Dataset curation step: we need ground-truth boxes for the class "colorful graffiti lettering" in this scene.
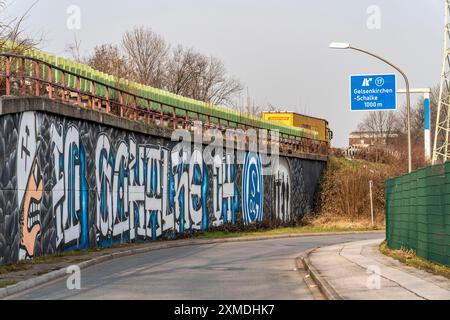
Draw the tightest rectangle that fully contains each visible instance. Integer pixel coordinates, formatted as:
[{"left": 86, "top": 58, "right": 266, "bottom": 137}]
[
  {"left": 51, "top": 123, "right": 89, "bottom": 250},
  {"left": 95, "top": 135, "right": 171, "bottom": 244},
  {"left": 170, "top": 147, "right": 209, "bottom": 233},
  {"left": 213, "top": 153, "right": 239, "bottom": 226},
  {"left": 17, "top": 112, "right": 42, "bottom": 259},
  {"left": 242, "top": 152, "right": 263, "bottom": 225}
]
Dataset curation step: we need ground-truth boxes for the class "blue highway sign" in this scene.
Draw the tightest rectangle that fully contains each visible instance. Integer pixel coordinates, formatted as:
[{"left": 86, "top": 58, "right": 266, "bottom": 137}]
[{"left": 350, "top": 74, "right": 397, "bottom": 111}]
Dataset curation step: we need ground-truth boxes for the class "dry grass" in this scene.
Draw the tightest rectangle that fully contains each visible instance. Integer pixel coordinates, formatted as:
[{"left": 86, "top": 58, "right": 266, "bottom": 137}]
[
  {"left": 0, "top": 279, "right": 17, "bottom": 288},
  {"left": 380, "top": 241, "right": 450, "bottom": 279},
  {"left": 195, "top": 225, "right": 381, "bottom": 239},
  {"left": 0, "top": 263, "right": 32, "bottom": 275},
  {"left": 306, "top": 214, "right": 383, "bottom": 230},
  {"left": 312, "top": 156, "right": 402, "bottom": 228}
]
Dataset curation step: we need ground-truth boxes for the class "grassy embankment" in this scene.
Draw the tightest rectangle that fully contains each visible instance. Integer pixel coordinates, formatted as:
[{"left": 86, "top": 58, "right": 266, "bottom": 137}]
[{"left": 308, "top": 156, "right": 401, "bottom": 229}]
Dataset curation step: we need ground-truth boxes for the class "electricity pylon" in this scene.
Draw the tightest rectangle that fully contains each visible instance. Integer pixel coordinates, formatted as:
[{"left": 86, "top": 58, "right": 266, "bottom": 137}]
[{"left": 432, "top": 0, "right": 450, "bottom": 164}]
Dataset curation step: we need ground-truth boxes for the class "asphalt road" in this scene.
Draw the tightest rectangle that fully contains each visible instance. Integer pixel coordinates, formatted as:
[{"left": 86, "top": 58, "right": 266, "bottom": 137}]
[{"left": 8, "top": 233, "right": 384, "bottom": 300}]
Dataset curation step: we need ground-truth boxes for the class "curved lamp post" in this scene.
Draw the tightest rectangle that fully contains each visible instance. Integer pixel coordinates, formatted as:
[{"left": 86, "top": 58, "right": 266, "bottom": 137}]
[{"left": 329, "top": 42, "right": 412, "bottom": 173}]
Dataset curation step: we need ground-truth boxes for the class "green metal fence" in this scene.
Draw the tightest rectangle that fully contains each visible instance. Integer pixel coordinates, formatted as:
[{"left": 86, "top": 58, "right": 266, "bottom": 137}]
[{"left": 385, "top": 163, "right": 450, "bottom": 266}]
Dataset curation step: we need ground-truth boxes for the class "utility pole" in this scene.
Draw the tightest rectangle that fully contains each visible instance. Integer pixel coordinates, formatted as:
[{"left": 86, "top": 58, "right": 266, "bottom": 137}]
[
  {"left": 369, "top": 180, "right": 374, "bottom": 227},
  {"left": 433, "top": 0, "right": 450, "bottom": 164}
]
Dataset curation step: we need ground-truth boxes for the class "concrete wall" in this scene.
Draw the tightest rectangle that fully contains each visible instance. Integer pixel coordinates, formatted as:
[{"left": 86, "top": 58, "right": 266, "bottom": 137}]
[{"left": 0, "top": 98, "right": 326, "bottom": 264}]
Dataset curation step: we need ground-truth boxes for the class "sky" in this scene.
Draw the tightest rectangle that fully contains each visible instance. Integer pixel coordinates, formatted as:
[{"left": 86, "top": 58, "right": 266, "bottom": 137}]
[{"left": 4, "top": 0, "right": 444, "bottom": 147}]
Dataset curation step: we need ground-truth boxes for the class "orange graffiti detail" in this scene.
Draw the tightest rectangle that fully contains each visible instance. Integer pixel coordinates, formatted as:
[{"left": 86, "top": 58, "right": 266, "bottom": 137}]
[{"left": 20, "top": 161, "right": 43, "bottom": 257}]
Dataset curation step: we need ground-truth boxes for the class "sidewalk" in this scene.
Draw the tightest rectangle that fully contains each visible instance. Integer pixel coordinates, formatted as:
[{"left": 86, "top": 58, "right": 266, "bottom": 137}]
[{"left": 307, "top": 238, "right": 450, "bottom": 300}]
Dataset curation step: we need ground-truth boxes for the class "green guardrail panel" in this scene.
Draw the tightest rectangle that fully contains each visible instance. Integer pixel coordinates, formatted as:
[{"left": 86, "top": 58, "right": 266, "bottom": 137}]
[
  {"left": 37, "top": 53, "right": 48, "bottom": 81},
  {"left": 135, "top": 84, "right": 144, "bottom": 107},
  {"left": 81, "top": 65, "right": 89, "bottom": 93},
  {"left": 105, "top": 75, "right": 114, "bottom": 100},
  {"left": 48, "top": 55, "right": 57, "bottom": 83},
  {"left": 69, "top": 62, "right": 76, "bottom": 90},
  {"left": 87, "top": 67, "right": 95, "bottom": 91},
  {"left": 61, "top": 58, "right": 72, "bottom": 89},
  {"left": 60, "top": 58, "right": 67, "bottom": 87},
  {"left": 148, "top": 88, "right": 160, "bottom": 111},
  {"left": 56, "top": 57, "right": 65, "bottom": 86}
]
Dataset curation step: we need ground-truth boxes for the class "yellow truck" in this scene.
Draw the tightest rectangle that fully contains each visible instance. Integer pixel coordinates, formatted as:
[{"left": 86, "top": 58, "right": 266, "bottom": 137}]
[{"left": 262, "top": 112, "right": 333, "bottom": 145}]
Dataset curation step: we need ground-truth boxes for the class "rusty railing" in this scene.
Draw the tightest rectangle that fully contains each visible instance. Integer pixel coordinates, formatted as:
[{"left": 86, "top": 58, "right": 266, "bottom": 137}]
[{"left": 0, "top": 53, "right": 329, "bottom": 156}]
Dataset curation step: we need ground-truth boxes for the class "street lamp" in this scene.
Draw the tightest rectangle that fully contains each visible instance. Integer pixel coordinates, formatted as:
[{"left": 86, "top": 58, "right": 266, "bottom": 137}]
[{"left": 329, "top": 42, "right": 412, "bottom": 173}]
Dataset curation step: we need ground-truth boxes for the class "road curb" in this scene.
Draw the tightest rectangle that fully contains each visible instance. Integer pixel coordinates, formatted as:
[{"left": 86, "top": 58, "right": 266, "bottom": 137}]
[
  {"left": 0, "top": 230, "right": 383, "bottom": 299},
  {"left": 297, "top": 249, "right": 343, "bottom": 300}
]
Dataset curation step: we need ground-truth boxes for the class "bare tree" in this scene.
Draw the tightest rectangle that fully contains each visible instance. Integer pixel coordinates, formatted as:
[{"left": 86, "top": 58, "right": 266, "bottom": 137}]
[
  {"left": 163, "top": 45, "right": 243, "bottom": 106},
  {"left": 122, "top": 26, "right": 169, "bottom": 88},
  {"left": 74, "top": 26, "right": 244, "bottom": 107},
  {"left": 0, "top": 0, "right": 42, "bottom": 52},
  {"left": 0, "top": 0, "right": 42, "bottom": 95},
  {"left": 86, "top": 43, "right": 129, "bottom": 79},
  {"left": 355, "top": 95, "right": 441, "bottom": 168},
  {"left": 65, "top": 34, "right": 82, "bottom": 62},
  {"left": 184, "top": 54, "right": 242, "bottom": 106},
  {"left": 265, "top": 103, "right": 283, "bottom": 112},
  {"left": 165, "top": 45, "right": 203, "bottom": 95},
  {"left": 358, "top": 111, "right": 398, "bottom": 145},
  {"left": 234, "top": 88, "right": 263, "bottom": 116}
]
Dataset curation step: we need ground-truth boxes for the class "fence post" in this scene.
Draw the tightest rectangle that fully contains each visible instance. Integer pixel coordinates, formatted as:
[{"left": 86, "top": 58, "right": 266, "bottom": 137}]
[
  {"left": 369, "top": 180, "right": 374, "bottom": 227},
  {"left": 47, "top": 65, "right": 52, "bottom": 99},
  {"left": 76, "top": 76, "right": 81, "bottom": 105},
  {"left": 119, "top": 91, "right": 124, "bottom": 117},
  {"left": 105, "top": 86, "right": 110, "bottom": 112},
  {"left": 20, "top": 58, "right": 26, "bottom": 95},
  {"left": 5, "top": 56, "right": 10, "bottom": 95},
  {"left": 35, "top": 61, "right": 40, "bottom": 96},
  {"left": 91, "top": 80, "right": 95, "bottom": 109},
  {"left": 61, "top": 71, "right": 65, "bottom": 102},
  {"left": 172, "top": 107, "right": 177, "bottom": 130}
]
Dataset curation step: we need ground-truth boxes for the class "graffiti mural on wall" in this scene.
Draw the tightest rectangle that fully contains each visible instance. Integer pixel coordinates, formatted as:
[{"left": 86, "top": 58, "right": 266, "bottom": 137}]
[
  {"left": 274, "top": 158, "right": 290, "bottom": 222},
  {"left": 170, "top": 147, "right": 210, "bottom": 233},
  {"left": 51, "top": 123, "right": 89, "bottom": 251},
  {"left": 0, "top": 110, "right": 325, "bottom": 264},
  {"left": 93, "top": 138, "right": 219, "bottom": 244},
  {"left": 95, "top": 135, "right": 172, "bottom": 244},
  {"left": 242, "top": 152, "right": 264, "bottom": 225},
  {"left": 212, "top": 153, "right": 239, "bottom": 226},
  {"left": 17, "top": 112, "right": 43, "bottom": 259}
]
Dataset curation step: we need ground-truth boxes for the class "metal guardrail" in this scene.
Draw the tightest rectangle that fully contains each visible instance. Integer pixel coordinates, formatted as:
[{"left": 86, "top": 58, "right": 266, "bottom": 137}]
[{"left": 0, "top": 52, "right": 329, "bottom": 156}]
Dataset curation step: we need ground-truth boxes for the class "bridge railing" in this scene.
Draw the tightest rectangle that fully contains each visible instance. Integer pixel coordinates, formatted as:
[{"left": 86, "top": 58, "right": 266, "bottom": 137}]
[{"left": 0, "top": 52, "right": 329, "bottom": 156}]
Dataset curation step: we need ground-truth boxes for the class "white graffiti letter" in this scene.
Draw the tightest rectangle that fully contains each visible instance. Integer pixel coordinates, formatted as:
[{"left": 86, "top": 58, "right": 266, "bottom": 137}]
[
  {"left": 171, "top": 149, "right": 189, "bottom": 232},
  {"left": 51, "top": 124, "right": 83, "bottom": 247},
  {"left": 112, "top": 141, "right": 130, "bottom": 237},
  {"left": 189, "top": 148, "right": 203, "bottom": 229},
  {"left": 95, "top": 134, "right": 113, "bottom": 239},
  {"left": 51, "top": 124, "right": 65, "bottom": 247},
  {"left": 213, "top": 155, "right": 224, "bottom": 226}
]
